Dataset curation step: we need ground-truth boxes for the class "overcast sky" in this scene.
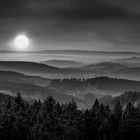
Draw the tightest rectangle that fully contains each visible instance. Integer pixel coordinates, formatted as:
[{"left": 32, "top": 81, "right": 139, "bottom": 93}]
[{"left": 0, "top": 0, "right": 140, "bottom": 52}]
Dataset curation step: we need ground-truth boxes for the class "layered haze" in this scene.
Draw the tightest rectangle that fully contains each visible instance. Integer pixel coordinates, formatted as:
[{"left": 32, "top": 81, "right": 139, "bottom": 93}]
[{"left": 0, "top": 0, "right": 140, "bottom": 109}]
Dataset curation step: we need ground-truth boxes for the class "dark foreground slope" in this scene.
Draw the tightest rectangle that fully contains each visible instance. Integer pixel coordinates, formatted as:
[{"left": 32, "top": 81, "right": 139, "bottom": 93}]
[{"left": 0, "top": 92, "right": 140, "bottom": 140}]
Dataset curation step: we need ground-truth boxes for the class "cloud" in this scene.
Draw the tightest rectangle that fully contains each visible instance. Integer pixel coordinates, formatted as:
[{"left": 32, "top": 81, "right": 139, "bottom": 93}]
[
  {"left": 58, "top": 0, "right": 129, "bottom": 19},
  {"left": 0, "top": 0, "right": 131, "bottom": 19}
]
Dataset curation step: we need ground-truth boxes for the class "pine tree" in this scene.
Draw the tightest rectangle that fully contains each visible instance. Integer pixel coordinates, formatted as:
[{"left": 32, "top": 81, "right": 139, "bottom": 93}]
[{"left": 120, "top": 102, "right": 140, "bottom": 140}]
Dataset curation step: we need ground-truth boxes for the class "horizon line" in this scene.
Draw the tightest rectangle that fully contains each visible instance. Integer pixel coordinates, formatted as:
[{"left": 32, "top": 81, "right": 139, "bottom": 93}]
[{"left": 0, "top": 49, "right": 140, "bottom": 54}]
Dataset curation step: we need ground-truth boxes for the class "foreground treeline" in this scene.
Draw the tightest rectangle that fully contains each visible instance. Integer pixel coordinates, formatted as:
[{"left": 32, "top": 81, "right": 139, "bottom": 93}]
[{"left": 0, "top": 93, "right": 140, "bottom": 140}]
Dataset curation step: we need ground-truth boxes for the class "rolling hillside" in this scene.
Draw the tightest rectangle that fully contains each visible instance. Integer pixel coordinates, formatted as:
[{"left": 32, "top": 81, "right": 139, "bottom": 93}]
[
  {"left": 1, "top": 70, "right": 140, "bottom": 108},
  {"left": 41, "top": 60, "right": 83, "bottom": 68},
  {"left": 49, "top": 77, "right": 140, "bottom": 96},
  {"left": 0, "top": 71, "right": 86, "bottom": 107},
  {"left": 1, "top": 61, "right": 140, "bottom": 80}
]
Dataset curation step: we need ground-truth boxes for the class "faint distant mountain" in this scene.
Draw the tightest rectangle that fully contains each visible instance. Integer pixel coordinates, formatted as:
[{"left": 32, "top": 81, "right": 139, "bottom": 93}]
[
  {"left": 0, "top": 61, "right": 85, "bottom": 79},
  {"left": 1, "top": 50, "right": 140, "bottom": 55},
  {"left": 0, "top": 61, "right": 59, "bottom": 74},
  {"left": 112, "top": 56, "right": 140, "bottom": 67},
  {"left": 118, "top": 67, "right": 140, "bottom": 74},
  {"left": 41, "top": 60, "right": 83, "bottom": 68},
  {"left": 0, "top": 71, "right": 50, "bottom": 87},
  {"left": 81, "top": 62, "right": 126, "bottom": 71},
  {"left": 1, "top": 61, "right": 140, "bottom": 80},
  {"left": 0, "top": 61, "right": 76, "bottom": 79},
  {"left": 34, "top": 50, "right": 140, "bottom": 56},
  {"left": 78, "top": 62, "right": 129, "bottom": 79},
  {"left": 79, "top": 61, "right": 140, "bottom": 80},
  {"left": 112, "top": 56, "right": 140, "bottom": 64}
]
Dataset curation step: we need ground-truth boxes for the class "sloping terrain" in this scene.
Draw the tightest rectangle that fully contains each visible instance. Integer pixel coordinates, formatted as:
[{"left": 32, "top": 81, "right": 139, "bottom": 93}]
[
  {"left": 0, "top": 71, "right": 86, "bottom": 108},
  {"left": 41, "top": 60, "right": 83, "bottom": 68},
  {"left": 49, "top": 77, "right": 140, "bottom": 95}
]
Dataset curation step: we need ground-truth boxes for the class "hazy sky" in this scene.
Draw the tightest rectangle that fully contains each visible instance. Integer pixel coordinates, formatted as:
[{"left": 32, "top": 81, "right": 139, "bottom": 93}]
[{"left": 0, "top": 0, "right": 140, "bottom": 52}]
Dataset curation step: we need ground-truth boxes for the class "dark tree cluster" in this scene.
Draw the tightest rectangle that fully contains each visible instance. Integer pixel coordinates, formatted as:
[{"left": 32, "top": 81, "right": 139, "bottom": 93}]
[{"left": 0, "top": 92, "right": 140, "bottom": 140}]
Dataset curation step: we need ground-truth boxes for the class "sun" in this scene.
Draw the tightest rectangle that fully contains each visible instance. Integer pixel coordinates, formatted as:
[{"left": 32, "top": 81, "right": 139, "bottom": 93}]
[{"left": 14, "top": 35, "right": 29, "bottom": 50}]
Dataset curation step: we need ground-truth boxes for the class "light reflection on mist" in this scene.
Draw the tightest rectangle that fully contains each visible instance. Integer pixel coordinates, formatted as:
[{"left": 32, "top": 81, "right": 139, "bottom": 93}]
[{"left": 0, "top": 52, "right": 140, "bottom": 65}]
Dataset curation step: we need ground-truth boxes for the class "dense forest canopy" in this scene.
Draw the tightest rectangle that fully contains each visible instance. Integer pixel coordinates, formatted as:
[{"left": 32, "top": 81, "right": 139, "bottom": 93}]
[{"left": 0, "top": 92, "right": 140, "bottom": 140}]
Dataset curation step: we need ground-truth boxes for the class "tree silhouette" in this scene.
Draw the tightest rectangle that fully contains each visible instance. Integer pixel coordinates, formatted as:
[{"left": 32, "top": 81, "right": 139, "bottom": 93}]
[{"left": 0, "top": 92, "right": 140, "bottom": 140}]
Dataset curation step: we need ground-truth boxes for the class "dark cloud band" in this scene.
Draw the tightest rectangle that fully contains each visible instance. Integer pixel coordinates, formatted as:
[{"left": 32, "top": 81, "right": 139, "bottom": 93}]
[{"left": 0, "top": 0, "right": 134, "bottom": 19}]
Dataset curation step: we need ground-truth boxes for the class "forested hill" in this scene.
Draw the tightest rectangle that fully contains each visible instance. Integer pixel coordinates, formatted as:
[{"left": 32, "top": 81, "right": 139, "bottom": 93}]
[
  {"left": 49, "top": 77, "right": 140, "bottom": 93},
  {"left": 0, "top": 92, "right": 140, "bottom": 140}
]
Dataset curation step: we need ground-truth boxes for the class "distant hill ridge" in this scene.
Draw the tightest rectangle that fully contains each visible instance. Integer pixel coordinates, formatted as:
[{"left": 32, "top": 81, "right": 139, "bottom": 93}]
[
  {"left": 0, "top": 61, "right": 58, "bottom": 69},
  {"left": 48, "top": 77, "right": 140, "bottom": 95},
  {"left": 41, "top": 60, "right": 83, "bottom": 68}
]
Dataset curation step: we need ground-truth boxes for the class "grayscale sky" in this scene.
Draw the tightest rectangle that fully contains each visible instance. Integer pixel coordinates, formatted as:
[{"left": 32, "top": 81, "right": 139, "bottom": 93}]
[{"left": 0, "top": 0, "right": 140, "bottom": 52}]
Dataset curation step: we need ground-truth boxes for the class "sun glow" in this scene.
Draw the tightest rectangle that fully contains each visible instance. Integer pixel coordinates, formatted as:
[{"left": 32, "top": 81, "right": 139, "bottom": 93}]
[{"left": 14, "top": 35, "right": 29, "bottom": 50}]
